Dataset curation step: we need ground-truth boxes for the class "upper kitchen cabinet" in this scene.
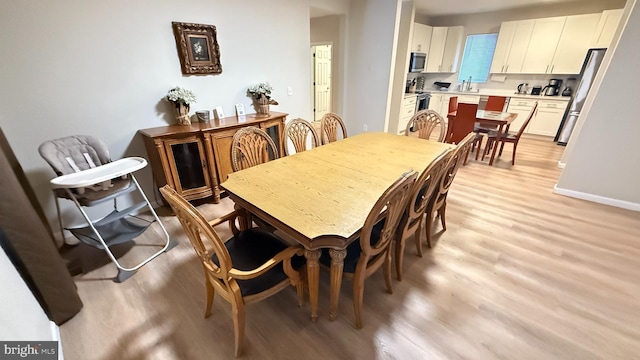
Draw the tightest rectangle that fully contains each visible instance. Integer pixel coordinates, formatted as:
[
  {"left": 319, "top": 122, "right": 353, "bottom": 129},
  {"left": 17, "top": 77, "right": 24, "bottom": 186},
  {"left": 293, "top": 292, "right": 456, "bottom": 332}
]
[
  {"left": 424, "top": 26, "right": 464, "bottom": 73},
  {"left": 490, "top": 20, "right": 534, "bottom": 74},
  {"left": 411, "top": 23, "right": 432, "bottom": 53},
  {"left": 591, "top": 9, "right": 624, "bottom": 48},
  {"left": 425, "top": 27, "right": 448, "bottom": 72},
  {"left": 520, "top": 17, "right": 567, "bottom": 74},
  {"left": 441, "top": 26, "right": 465, "bottom": 73},
  {"left": 550, "top": 13, "right": 601, "bottom": 74}
]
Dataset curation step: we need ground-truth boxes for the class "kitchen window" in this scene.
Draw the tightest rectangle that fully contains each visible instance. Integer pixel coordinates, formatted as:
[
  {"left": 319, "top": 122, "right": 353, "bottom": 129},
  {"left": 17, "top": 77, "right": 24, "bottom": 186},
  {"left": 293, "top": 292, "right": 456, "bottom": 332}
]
[{"left": 457, "top": 33, "right": 498, "bottom": 83}]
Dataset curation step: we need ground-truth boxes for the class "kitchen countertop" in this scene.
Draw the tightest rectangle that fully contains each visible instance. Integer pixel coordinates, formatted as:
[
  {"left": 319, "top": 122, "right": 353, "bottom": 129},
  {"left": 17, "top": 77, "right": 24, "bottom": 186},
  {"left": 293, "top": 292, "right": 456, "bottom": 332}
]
[{"left": 406, "top": 89, "right": 571, "bottom": 102}]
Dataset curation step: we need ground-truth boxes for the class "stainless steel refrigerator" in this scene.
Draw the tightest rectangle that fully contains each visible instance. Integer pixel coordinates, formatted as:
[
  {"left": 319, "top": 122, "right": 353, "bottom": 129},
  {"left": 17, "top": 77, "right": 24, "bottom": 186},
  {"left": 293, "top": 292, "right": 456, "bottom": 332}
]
[{"left": 555, "top": 48, "right": 607, "bottom": 145}]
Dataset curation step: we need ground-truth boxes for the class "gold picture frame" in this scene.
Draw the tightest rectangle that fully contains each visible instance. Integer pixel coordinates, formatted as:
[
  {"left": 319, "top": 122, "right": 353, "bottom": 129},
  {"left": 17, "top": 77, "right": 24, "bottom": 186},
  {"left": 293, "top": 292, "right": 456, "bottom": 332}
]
[{"left": 172, "top": 22, "right": 222, "bottom": 75}]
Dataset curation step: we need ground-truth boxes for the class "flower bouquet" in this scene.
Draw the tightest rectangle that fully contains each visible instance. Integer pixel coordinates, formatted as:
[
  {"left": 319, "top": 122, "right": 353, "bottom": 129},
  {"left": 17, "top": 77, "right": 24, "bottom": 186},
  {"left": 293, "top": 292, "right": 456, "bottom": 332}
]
[
  {"left": 247, "top": 82, "right": 278, "bottom": 117},
  {"left": 166, "top": 86, "right": 197, "bottom": 125}
]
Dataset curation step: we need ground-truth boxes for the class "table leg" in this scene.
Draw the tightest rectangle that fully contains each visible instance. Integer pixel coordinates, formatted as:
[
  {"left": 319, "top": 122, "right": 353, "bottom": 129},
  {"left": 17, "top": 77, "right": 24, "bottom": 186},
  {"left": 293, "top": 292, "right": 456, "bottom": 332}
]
[
  {"left": 489, "top": 123, "right": 505, "bottom": 166},
  {"left": 328, "top": 248, "right": 347, "bottom": 321},
  {"left": 304, "top": 249, "right": 321, "bottom": 323}
]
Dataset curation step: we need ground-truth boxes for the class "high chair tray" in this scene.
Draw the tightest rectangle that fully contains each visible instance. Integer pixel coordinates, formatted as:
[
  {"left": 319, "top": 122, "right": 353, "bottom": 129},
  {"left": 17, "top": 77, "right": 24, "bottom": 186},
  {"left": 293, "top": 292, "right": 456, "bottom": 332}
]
[{"left": 50, "top": 157, "right": 147, "bottom": 189}]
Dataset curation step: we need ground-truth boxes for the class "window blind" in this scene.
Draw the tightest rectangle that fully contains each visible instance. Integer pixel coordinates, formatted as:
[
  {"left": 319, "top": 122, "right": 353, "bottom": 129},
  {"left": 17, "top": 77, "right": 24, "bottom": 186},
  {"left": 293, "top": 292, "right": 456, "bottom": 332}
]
[{"left": 457, "top": 33, "right": 498, "bottom": 83}]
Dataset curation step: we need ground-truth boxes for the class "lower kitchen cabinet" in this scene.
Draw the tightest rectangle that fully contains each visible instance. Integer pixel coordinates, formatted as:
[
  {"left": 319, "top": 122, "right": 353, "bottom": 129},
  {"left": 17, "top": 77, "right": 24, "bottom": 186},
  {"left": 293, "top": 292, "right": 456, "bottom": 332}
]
[
  {"left": 506, "top": 98, "right": 537, "bottom": 133},
  {"left": 528, "top": 100, "right": 566, "bottom": 136},
  {"left": 507, "top": 99, "right": 567, "bottom": 137},
  {"left": 399, "top": 95, "right": 417, "bottom": 134},
  {"left": 139, "top": 112, "right": 287, "bottom": 203}
]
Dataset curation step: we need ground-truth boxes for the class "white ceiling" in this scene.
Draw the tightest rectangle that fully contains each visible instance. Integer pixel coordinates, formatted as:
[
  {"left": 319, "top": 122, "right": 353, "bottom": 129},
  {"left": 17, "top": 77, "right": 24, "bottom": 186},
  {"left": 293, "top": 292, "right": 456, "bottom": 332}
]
[
  {"left": 310, "top": 0, "right": 594, "bottom": 18},
  {"left": 414, "top": 0, "right": 582, "bottom": 16}
]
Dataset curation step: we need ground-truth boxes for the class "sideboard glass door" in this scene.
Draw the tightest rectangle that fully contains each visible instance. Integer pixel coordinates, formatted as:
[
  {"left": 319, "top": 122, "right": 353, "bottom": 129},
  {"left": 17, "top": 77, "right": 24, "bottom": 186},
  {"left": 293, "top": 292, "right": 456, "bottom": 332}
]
[
  {"left": 260, "top": 119, "right": 283, "bottom": 158},
  {"left": 164, "top": 136, "right": 211, "bottom": 196}
]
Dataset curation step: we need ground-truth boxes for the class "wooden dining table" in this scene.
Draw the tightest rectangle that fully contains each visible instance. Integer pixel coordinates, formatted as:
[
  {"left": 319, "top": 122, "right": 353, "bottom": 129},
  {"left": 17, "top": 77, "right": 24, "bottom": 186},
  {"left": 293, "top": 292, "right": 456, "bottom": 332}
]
[
  {"left": 221, "top": 132, "right": 454, "bottom": 322},
  {"left": 447, "top": 110, "right": 518, "bottom": 165}
]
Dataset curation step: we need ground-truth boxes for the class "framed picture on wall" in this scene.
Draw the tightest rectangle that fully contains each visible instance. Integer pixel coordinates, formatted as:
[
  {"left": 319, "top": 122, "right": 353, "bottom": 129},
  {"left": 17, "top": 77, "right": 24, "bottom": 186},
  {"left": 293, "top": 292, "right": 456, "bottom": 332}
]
[{"left": 172, "top": 22, "right": 222, "bottom": 75}]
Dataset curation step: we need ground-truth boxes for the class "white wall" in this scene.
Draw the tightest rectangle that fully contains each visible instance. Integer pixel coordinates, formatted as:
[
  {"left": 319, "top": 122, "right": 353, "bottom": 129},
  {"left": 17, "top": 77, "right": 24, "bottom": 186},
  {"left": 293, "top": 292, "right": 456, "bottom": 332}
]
[
  {"left": 343, "top": 0, "right": 402, "bottom": 134},
  {"left": 0, "top": 247, "right": 56, "bottom": 341},
  {"left": 0, "top": 0, "right": 312, "bottom": 230},
  {"left": 555, "top": 0, "right": 640, "bottom": 209},
  {"left": 388, "top": 2, "right": 416, "bottom": 134}
]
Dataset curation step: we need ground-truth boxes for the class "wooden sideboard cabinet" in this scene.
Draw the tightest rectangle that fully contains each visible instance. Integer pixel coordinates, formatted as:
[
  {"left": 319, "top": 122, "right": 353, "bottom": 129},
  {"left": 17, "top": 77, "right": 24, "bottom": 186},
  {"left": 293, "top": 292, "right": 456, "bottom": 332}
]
[{"left": 139, "top": 112, "right": 287, "bottom": 203}]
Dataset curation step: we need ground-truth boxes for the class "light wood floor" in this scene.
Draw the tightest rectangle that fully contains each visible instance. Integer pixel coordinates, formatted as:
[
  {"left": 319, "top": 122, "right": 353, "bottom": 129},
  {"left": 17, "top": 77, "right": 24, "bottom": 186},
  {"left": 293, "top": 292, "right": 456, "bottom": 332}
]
[{"left": 60, "top": 135, "right": 640, "bottom": 359}]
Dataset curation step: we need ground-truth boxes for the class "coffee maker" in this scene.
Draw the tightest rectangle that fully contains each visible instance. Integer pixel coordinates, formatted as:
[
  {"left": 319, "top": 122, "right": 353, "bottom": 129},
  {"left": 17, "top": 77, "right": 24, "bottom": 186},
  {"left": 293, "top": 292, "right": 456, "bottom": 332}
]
[{"left": 542, "top": 79, "right": 563, "bottom": 96}]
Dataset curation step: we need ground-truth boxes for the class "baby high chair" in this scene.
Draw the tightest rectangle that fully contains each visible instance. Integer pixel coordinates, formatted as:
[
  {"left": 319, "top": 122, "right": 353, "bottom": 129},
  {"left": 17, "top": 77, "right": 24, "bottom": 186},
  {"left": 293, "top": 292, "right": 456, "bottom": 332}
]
[{"left": 39, "top": 135, "right": 177, "bottom": 282}]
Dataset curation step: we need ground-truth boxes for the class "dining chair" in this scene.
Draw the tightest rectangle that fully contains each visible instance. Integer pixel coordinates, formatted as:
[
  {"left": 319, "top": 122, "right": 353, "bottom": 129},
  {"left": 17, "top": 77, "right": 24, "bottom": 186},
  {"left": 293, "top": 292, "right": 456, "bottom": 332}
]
[
  {"left": 405, "top": 110, "right": 446, "bottom": 142},
  {"left": 320, "top": 112, "right": 347, "bottom": 145},
  {"left": 448, "top": 96, "right": 458, "bottom": 114},
  {"left": 395, "top": 150, "right": 451, "bottom": 281},
  {"left": 417, "top": 133, "right": 476, "bottom": 254},
  {"left": 231, "top": 126, "right": 279, "bottom": 172},
  {"left": 485, "top": 96, "right": 507, "bottom": 111},
  {"left": 447, "top": 103, "right": 479, "bottom": 144},
  {"left": 446, "top": 103, "right": 483, "bottom": 162},
  {"left": 475, "top": 96, "right": 507, "bottom": 136},
  {"left": 483, "top": 101, "right": 538, "bottom": 165},
  {"left": 445, "top": 96, "right": 458, "bottom": 141},
  {"left": 319, "top": 171, "right": 417, "bottom": 328},
  {"left": 159, "top": 185, "right": 306, "bottom": 357},
  {"left": 283, "top": 118, "right": 320, "bottom": 156}
]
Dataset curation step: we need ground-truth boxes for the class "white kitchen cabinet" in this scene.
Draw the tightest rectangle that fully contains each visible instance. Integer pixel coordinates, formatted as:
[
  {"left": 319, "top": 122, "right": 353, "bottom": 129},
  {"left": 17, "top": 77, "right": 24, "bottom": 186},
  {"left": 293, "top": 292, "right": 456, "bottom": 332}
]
[
  {"left": 458, "top": 95, "right": 480, "bottom": 104},
  {"left": 591, "top": 9, "right": 623, "bottom": 48},
  {"left": 425, "top": 27, "right": 448, "bottom": 72},
  {"left": 428, "top": 94, "right": 443, "bottom": 114},
  {"left": 527, "top": 100, "right": 567, "bottom": 136},
  {"left": 521, "top": 17, "right": 566, "bottom": 74},
  {"left": 399, "top": 96, "right": 417, "bottom": 134},
  {"left": 506, "top": 98, "right": 537, "bottom": 133},
  {"left": 551, "top": 13, "right": 601, "bottom": 74},
  {"left": 490, "top": 20, "right": 534, "bottom": 74},
  {"left": 441, "top": 26, "right": 464, "bottom": 73},
  {"left": 411, "top": 23, "right": 433, "bottom": 53}
]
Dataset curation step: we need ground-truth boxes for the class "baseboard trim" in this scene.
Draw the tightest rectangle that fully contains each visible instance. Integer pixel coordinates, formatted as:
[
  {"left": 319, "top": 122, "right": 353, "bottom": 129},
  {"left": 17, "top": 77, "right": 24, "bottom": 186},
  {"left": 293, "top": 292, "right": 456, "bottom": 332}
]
[
  {"left": 553, "top": 185, "right": 640, "bottom": 211},
  {"left": 557, "top": 161, "right": 565, "bottom": 169},
  {"left": 50, "top": 321, "right": 64, "bottom": 360}
]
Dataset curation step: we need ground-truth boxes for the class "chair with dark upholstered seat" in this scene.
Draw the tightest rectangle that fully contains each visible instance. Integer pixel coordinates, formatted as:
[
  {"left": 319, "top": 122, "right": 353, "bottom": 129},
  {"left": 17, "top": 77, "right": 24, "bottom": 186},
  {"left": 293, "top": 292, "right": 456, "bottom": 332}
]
[
  {"left": 231, "top": 126, "right": 279, "bottom": 172},
  {"left": 284, "top": 118, "right": 320, "bottom": 155},
  {"left": 320, "top": 112, "right": 347, "bottom": 144},
  {"left": 159, "top": 185, "right": 305, "bottom": 357},
  {"left": 395, "top": 149, "right": 451, "bottom": 281},
  {"left": 319, "top": 171, "right": 417, "bottom": 328},
  {"left": 405, "top": 110, "right": 446, "bottom": 142},
  {"left": 417, "top": 133, "right": 476, "bottom": 253}
]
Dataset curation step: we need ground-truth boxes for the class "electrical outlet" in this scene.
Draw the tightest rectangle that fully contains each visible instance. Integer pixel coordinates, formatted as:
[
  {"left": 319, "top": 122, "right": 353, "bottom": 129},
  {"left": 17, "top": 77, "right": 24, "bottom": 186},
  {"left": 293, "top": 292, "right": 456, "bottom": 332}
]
[
  {"left": 287, "top": 86, "right": 293, "bottom": 96},
  {"left": 363, "top": 124, "right": 368, "bottom": 131}
]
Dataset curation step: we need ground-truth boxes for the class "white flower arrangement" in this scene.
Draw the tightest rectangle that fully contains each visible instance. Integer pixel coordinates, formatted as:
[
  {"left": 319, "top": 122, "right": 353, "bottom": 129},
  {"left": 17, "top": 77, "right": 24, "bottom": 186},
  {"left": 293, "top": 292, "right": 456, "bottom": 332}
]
[
  {"left": 166, "top": 86, "right": 197, "bottom": 106},
  {"left": 247, "top": 82, "right": 274, "bottom": 100}
]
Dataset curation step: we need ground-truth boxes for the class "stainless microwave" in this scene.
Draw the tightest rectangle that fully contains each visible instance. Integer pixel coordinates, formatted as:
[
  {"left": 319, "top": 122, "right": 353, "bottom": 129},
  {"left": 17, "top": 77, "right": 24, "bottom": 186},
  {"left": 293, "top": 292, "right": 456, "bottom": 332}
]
[{"left": 409, "top": 52, "right": 426, "bottom": 73}]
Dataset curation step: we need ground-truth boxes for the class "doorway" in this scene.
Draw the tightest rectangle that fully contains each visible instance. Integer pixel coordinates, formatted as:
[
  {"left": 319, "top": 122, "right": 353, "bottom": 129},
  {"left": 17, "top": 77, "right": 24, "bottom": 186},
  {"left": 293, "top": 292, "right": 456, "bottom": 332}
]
[{"left": 311, "top": 44, "right": 332, "bottom": 121}]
